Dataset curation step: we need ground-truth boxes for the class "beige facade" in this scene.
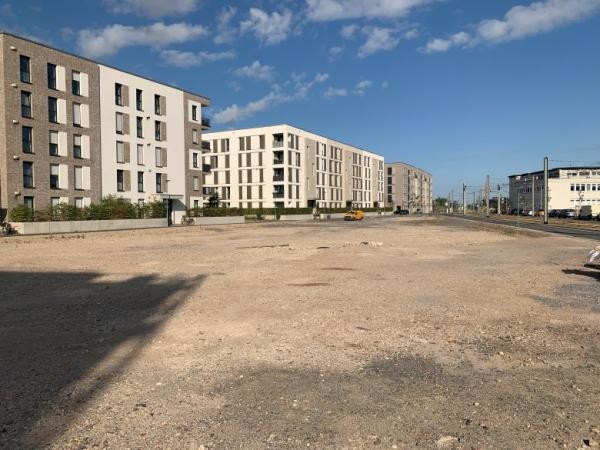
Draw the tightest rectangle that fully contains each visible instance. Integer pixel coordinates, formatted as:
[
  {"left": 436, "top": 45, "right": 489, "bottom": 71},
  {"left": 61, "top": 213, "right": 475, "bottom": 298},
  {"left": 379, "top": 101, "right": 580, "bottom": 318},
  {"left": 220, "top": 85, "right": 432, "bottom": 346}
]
[
  {"left": 385, "top": 162, "right": 433, "bottom": 213},
  {"left": 509, "top": 167, "right": 600, "bottom": 214},
  {"left": 0, "top": 33, "right": 101, "bottom": 219},
  {"left": 202, "top": 125, "right": 384, "bottom": 209}
]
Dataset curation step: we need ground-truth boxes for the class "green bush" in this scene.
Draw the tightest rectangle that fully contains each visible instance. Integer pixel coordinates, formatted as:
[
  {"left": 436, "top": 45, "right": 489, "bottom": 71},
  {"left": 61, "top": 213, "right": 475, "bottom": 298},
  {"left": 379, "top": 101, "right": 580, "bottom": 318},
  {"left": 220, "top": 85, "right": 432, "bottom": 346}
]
[
  {"left": 144, "top": 200, "right": 167, "bottom": 219},
  {"left": 9, "top": 204, "right": 34, "bottom": 222}
]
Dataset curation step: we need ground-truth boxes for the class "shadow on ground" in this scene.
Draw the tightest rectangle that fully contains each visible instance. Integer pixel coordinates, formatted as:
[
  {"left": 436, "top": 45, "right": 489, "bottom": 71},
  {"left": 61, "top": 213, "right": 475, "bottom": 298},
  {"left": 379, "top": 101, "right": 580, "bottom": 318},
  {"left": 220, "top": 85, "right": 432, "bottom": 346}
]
[{"left": 0, "top": 271, "right": 203, "bottom": 449}]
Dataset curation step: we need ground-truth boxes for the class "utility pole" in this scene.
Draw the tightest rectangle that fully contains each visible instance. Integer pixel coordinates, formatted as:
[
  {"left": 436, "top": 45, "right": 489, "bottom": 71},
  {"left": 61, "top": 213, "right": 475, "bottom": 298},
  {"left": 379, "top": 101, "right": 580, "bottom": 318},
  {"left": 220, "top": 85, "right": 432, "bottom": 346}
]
[
  {"left": 462, "top": 184, "right": 466, "bottom": 215},
  {"left": 532, "top": 174, "right": 535, "bottom": 216},
  {"left": 472, "top": 191, "right": 476, "bottom": 213},
  {"left": 450, "top": 190, "right": 454, "bottom": 214},
  {"left": 486, "top": 175, "right": 490, "bottom": 218},
  {"left": 497, "top": 184, "right": 502, "bottom": 215},
  {"left": 544, "top": 156, "right": 549, "bottom": 224}
]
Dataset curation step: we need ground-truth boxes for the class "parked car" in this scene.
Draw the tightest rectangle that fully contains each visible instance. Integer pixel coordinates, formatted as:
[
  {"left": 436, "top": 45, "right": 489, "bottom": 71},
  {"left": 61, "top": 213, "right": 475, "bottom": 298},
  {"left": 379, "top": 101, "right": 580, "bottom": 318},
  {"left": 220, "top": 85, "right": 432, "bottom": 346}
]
[
  {"left": 578, "top": 205, "right": 594, "bottom": 220},
  {"left": 549, "top": 209, "right": 559, "bottom": 218},
  {"left": 394, "top": 207, "right": 409, "bottom": 215},
  {"left": 559, "top": 209, "right": 576, "bottom": 219}
]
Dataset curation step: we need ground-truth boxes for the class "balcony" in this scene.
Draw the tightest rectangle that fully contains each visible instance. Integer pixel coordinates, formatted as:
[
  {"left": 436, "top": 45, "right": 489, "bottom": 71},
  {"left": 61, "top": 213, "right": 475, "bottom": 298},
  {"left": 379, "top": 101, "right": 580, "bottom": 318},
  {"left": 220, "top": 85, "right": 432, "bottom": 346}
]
[
  {"left": 202, "top": 164, "right": 212, "bottom": 173},
  {"left": 272, "top": 140, "right": 284, "bottom": 148},
  {"left": 202, "top": 187, "right": 216, "bottom": 196},
  {"left": 273, "top": 192, "right": 285, "bottom": 199},
  {"left": 273, "top": 174, "right": 284, "bottom": 182},
  {"left": 201, "top": 117, "right": 211, "bottom": 129},
  {"left": 201, "top": 141, "right": 211, "bottom": 152}
]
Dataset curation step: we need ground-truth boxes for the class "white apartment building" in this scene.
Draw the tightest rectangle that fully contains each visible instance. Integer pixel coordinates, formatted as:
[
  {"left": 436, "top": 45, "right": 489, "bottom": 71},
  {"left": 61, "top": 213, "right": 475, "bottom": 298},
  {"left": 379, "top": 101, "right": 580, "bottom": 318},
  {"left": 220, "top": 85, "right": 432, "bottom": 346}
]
[
  {"left": 508, "top": 166, "right": 600, "bottom": 213},
  {"left": 98, "top": 65, "right": 209, "bottom": 223},
  {"left": 202, "top": 125, "right": 384, "bottom": 209},
  {"left": 385, "top": 162, "right": 433, "bottom": 213}
]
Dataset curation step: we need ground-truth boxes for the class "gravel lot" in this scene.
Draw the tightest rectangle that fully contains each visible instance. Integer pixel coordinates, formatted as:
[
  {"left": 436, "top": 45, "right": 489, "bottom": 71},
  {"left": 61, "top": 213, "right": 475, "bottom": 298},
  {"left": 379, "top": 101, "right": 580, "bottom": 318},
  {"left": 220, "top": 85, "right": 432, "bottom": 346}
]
[{"left": 1, "top": 216, "right": 599, "bottom": 449}]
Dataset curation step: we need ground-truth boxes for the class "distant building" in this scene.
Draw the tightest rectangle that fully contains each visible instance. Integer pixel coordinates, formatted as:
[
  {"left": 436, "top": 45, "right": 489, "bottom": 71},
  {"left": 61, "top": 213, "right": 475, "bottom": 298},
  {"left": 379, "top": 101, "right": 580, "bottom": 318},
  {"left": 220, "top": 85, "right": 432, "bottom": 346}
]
[
  {"left": 385, "top": 162, "right": 433, "bottom": 213},
  {"left": 508, "top": 167, "right": 600, "bottom": 213},
  {"left": 202, "top": 125, "right": 385, "bottom": 209}
]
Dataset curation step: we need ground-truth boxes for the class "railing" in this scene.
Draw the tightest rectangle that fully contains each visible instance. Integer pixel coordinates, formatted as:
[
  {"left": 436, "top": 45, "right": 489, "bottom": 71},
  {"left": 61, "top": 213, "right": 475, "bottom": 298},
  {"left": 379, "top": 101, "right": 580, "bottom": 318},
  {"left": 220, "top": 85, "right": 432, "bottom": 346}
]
[
  {"left": 273, "top": 175, "right": 284, "bottom": 182},
  {"left": 273, "top": 159, "right": 284, "bottom": 165},
  {"left": 201, "top": 141, "right": 211, "bottom": 151},
  {"left": 273, "top": 192, "right": 285, "bottom": 198},
  {"left": 272, "top": 140, "right": 284, "bottom": 148},
  {"left": 201, "top": 117, "right": 211, "bottom": 128}
]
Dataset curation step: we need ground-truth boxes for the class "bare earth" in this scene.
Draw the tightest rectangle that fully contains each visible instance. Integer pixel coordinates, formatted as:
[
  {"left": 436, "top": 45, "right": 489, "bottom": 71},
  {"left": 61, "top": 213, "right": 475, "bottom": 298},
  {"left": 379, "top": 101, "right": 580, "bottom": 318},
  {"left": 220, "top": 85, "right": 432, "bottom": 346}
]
[{"left": 1, "top": 216, "right": 599, "bottom": 449}]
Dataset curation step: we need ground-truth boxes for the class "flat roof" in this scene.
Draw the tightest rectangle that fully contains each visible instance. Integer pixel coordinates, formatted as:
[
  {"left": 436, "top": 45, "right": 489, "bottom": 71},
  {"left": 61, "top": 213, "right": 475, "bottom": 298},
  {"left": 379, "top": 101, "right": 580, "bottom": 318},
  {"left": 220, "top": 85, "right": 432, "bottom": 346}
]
[
  {"left": 0, "top": 31, "right": 210, "bottom": 104},
  {"left": 206, "top": 123, "right": 383, "bottom": 157},
  {"left": 385, "top": 161, "right": 432, "bottom": 176},
  {"left": 509, "top": 166, "right": 600, "bottom": 178}
]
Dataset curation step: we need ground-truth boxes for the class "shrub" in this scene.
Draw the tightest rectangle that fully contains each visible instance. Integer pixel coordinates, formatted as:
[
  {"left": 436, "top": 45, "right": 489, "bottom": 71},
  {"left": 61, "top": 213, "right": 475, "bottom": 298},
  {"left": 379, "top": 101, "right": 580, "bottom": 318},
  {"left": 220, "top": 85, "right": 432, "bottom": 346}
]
[
  {"left": 9, "top": 204, "right": 34, "bottom": 222},
  {"left": 144, "top": 200, "right": 167, "bottom": 219}
]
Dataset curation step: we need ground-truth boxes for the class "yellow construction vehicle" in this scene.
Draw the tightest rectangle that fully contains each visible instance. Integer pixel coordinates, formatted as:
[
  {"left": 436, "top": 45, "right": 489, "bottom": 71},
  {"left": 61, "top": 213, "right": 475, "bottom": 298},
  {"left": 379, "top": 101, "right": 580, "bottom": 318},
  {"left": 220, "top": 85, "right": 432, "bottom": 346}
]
[{"left": 344, "top": 209, "right": 364, "bottom": 221}]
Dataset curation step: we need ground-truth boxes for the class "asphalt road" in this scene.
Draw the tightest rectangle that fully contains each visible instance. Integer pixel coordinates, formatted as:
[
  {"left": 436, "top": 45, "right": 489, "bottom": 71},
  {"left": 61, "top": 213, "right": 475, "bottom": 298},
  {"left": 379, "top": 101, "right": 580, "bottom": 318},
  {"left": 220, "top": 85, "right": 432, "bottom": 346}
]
[{"left": 446, "top": 214, "right": 600, "bottom": 240}]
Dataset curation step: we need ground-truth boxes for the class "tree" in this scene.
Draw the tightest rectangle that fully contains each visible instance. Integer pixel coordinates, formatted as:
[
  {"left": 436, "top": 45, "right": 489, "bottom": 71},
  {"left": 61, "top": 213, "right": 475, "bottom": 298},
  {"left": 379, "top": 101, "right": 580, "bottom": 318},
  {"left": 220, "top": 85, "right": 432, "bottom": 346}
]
[{"left": 208, "top": 192, "right": 221, "bottom": 208}]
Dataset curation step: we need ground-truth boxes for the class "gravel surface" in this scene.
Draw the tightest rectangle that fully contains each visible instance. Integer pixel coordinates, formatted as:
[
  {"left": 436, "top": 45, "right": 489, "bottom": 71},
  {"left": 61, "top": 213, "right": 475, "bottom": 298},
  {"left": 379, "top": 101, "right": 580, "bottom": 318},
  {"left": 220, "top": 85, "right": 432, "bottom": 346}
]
[{"left": 1, "top": 216, "right": 599, "bottom": 449}]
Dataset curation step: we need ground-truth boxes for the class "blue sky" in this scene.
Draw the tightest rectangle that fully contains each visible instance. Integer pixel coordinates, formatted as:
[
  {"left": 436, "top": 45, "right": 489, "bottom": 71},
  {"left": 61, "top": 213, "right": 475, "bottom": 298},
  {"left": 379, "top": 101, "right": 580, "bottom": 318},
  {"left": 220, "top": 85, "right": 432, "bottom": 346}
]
[{"left": 2, "top": 0, "right": 600, "bottom": 197}]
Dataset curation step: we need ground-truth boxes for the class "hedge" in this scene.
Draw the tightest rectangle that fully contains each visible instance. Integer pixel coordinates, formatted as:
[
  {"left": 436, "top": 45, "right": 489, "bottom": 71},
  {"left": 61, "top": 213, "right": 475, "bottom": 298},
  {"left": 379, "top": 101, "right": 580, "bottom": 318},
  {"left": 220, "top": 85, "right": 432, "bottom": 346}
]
[
  {"left": 187, "top": 206, "right": 391, "bottom": 218},
  {"left": 9, "top": 196, "right": 167, "bottom": 222}
]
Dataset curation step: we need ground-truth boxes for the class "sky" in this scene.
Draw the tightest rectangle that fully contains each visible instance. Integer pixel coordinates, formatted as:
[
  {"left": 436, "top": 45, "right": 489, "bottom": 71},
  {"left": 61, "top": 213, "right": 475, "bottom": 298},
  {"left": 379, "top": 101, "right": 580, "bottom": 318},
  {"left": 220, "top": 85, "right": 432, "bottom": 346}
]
[{"left": 2, "top": 0, "right": 600, "bottom": 197}]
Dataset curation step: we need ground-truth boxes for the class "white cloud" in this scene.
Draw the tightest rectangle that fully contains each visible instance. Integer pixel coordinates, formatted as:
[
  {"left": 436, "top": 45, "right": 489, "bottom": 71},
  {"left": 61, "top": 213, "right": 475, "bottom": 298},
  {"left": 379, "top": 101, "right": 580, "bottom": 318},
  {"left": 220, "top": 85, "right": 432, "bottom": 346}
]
[
  {"left": 234, "top": 60, "right": 276, "bottom": 81},
  {"left": 354, "top": 79, "right": 373, "bottom": 95},
  {"left": 323, "top": 87, "right": 349, "bottom": 98},
  {"left": 306, "top": 0, "right": 439, "bottom": 21},
  {"left": 105, "top": 0, "right": 199, "bottom": 18},
  {"left": 214, "top": 6, "right": 238, "bottom": 44},
  {"left": 160, "top": 49, "right": 236, "bottom": 68},
  {"left": 425, "top": 0, "right": 600, "bottom": 53},
  {"left": 357, "top": 27, "right": 401, "bottom": 58},
  {"left": 214, "top": 72, "right": 329, "bottom": 124},
  {"left": 77, "top": 22, "right": 207, "bottom": 58},
  {"left": 328, "top": 46, "right": 344, "bottom": 61},
  {"left": 240, "top": 8, "right": 293, "bottom": 45},
  {"left": 340, "top": 24, "right": 359, "bottom": 39}
]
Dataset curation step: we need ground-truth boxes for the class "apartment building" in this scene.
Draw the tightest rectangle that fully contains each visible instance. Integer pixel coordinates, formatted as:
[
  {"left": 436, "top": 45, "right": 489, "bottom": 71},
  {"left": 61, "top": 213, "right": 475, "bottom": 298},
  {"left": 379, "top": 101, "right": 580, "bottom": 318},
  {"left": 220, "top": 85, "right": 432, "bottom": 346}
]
[
  {"left": 0, "top": 32, "right": 210, "bottom": 222},
  {"left": 385, "top": 162, "right": 433, "bottom": 213},
  {"left": 202, "top": 125, "right": 385, "bottom": 209},
  {"left": 509, "top": 166, "right": 600, "bottom": 213},
  {"left": 0, "top": 33, "right": 101, "bottom": 218},
  {"left": 98, "top": 65, "right": 209, "bottom": 222}
]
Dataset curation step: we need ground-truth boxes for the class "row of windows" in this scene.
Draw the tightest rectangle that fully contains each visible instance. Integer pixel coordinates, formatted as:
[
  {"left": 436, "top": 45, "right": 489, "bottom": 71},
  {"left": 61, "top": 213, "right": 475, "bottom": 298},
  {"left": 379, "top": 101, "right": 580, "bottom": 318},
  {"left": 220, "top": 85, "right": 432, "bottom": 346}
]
[
  {"left": 22, "top": 196, "right": 89, "bottom": 211},
  {"left": 114, "top": 112, "right": 166, "bottom": 141},
  {"left": 570, "top": 184, "right": 600, "bottom": 192},
  {"left": 20, "top": 91, "right": 87, "bottom": 126},
  {"left": 22, "top": 162, "right": 87, "bottom": 190},
  {"left": 116, "top": 170, "right": 165, "bottom": 193},
  {"left": 115, "top": 83, "right": 167, "bottom": 116},
  {"left": 19, "top": 55, "right": 86, "bottom": 96},
  {"left": 21, "top": 126, "right": 86, "bottom": 159}
]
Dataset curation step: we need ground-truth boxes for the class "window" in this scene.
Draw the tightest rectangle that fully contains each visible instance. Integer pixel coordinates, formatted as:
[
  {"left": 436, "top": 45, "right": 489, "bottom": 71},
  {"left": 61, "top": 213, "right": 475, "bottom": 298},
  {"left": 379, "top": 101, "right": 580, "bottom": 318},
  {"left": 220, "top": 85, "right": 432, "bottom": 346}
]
[
  {"left": 137, "top": 171, "right": 144, "bottom": 192},
  {"left": 20, "top": 55, "right": 31, "bottom": 83},
  {"left": 50, "top": 164, "right": 59, "bottom": 189},
  {"left": 136, "top": 89, "right": 143, "bottom": 111},
  {"left": 22, "top": 126, "right": 33, "bottom": 153},
  {"left": 136, "top": 117, "right": 143, "bottom": 138},
  {"left": 75, "top": 197, "right": 83, "bottom": 209},
  {"left": 73, "top": 134, "right": 82, "bottom": 158},
  {"left": 24, "top": 196, "right": 34, "bottom": 209},
  {"left": 193, "top": 153, "right": 198, "bottom": 168},
  {"left": 193, "top": 176, "right": 199, "bottom": 191},
  {"left": 192, "top": 129, "right": 198, "bottom": 144},
  {"left": 23, "top": 162, "right": 34, "bottom": 188},
  {"left": 117, "top": 170, "right": 124, "bottom": 191},
  {"left": 72, "top": 71, "right": 80, "bottom": 95},
  {"left": 48, "top": 97, "right": 58, "bottom": 123},
  {"left": 154, "top": 94, "right": 161, "bottom": 115},
  {"left": 116, "top": 141, "right": 124, "bottom": 163},
  {"left": 155, "top": 147, "right": 162, "bottom": 167},
  {"left": 74, "top": 166, "right": 83, "bottom": 190},
  {"left": 73, "top": 103, "right": 81, "bottom": 127},
  {"left": 156, "top": 173, "right": 163, "bottom": 193},
  {"left": 116, "top": 112, "right": 123, "bottom": 134},
  {"left": 194, "top": 200, "right": 199, "bottom": 208},
  {"left": 21, "top": 91, "right": 32, "bottom": 118},
  {"left": 137, "top": 144, "right": 144, "bottom": 165},
  {"left": 115, "top": 83, "right": 123, "bottom": 106},
  {"left": 49, "top": 131, "right": 58, "bottom": 156},
  {"left": 155, "top": 121, "right": 161, "bottom": 141},
  {"left": 50, "top": 197, "right": 60, "bottom": 209},
  {"left": 192, "top": 105, "right": 198, "bottom": 121},
  {"left": 47, "top": 63, "right": 57, "bottom": 89}
]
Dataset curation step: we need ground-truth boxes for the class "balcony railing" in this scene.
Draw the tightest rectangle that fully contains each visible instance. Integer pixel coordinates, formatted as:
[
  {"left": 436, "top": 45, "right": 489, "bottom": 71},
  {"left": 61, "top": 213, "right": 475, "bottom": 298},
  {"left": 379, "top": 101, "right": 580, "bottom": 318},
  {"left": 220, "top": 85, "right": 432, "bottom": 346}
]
[
  {"left": 273, "top": 158, "right": 284, "bottom": 165},
  {"left": 201, "top": 117, "right": 211, "bottom": 128},
  {"left": 272, "top": 140, "right": 284, "bottom": 148},
  {"left": 273, "top": 192, "right": 285, "bottom": 198},
  {"left": 273, "top": 175, "right": 284, "bottom": 182}
]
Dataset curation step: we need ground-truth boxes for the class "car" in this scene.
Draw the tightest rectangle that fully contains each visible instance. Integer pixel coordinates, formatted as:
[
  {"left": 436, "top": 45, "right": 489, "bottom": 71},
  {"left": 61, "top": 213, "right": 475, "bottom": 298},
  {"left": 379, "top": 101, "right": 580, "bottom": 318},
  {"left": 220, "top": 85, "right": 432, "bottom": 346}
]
[
  {"left": 394, "top": 208, "right": 409, "bottom": 215},
  {"left": 561, "top": 209, "right": 576, "bottom": 219}
]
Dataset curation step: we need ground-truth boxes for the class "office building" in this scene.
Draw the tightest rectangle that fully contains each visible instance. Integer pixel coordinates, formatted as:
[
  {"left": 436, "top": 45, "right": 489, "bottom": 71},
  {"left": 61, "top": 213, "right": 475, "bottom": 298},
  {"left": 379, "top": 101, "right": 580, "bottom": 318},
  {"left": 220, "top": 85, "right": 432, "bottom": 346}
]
[
  {"left": 202, "top": 125, "right": 385, "bottom": 209},
  {"left": 385, "top": 162, "right": 433, "bottom": 213},
  {"left": 509, "top": 166, "right": 600, "bottom": 213}
]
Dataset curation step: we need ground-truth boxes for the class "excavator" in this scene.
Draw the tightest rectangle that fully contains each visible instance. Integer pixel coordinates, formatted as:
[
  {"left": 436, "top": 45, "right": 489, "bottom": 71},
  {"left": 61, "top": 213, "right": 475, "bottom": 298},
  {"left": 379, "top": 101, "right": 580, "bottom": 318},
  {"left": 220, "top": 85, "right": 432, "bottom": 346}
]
[{"left": 344, "top": 209, "right": 364, "bottom": 221}]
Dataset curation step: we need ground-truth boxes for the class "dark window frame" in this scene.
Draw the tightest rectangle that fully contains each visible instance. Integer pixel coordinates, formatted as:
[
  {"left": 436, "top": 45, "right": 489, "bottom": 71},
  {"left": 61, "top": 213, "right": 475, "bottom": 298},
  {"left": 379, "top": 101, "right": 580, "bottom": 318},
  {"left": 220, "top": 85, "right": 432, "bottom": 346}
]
[
  {"left": 48, "top": 97, "right": 58, "bottom": 123},
  {"left": 49, "top": 131, "right": 59, "bottom": 156},
  {"left": 115, "top": 83, "right": 123, "bottom": 106},
  {"left": 21, "top": 91, "right": 32, "bottom": 118},
  {"left": 136, "top": 116, "right": 143, "bottom": 138},
  {"left": 23, "top": 161, "right": 34, "bottom": 188},
  {"left": 137, "top": 171, "right": 144, "bottom": 193},
  {"left": 117, "top": 169, "right": 124, "bottom": 192},
  {"left": 136, "top": 89, "right": 143, "bottom": 111},
  {"left": 22, "top": 126, "right": 33, "bottom": 154},
  {"left": 47, "top": 63, "right": 57, "bottom": 90},
  {"left": 20, "top": 55, "right": 31, "bottom": 84},
  {"left": 71, "top": 71, "right": 81, "bottom": 96},
  {"left": 50, "top": 164, "right": 59, "bottom": 189}
]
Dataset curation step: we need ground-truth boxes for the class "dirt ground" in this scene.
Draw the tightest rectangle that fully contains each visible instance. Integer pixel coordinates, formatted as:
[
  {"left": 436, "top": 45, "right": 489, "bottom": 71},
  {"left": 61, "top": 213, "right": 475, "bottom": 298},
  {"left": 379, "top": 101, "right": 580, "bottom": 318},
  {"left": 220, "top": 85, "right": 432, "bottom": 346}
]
[{"left": 1, "top": 216, "right": 599, "bottom": 449}]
